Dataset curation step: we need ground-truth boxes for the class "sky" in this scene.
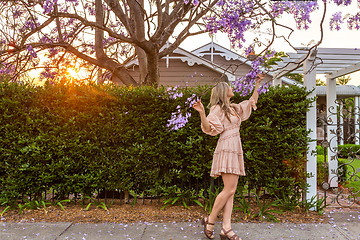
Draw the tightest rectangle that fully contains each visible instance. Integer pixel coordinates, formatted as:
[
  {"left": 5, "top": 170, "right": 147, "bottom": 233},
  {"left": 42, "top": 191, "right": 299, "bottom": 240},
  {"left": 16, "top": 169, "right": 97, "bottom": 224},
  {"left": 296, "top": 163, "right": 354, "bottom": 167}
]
[{"left": 179, "top": 1, "right": 360, "bottom": 86}]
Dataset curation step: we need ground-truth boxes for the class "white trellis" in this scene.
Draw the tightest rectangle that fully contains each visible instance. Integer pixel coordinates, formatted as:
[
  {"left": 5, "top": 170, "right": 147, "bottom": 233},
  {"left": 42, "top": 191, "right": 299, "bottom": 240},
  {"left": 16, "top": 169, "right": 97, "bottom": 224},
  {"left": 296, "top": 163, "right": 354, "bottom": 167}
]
[{"left": 273, "top": 48, "right": 360, "bottom": 208}]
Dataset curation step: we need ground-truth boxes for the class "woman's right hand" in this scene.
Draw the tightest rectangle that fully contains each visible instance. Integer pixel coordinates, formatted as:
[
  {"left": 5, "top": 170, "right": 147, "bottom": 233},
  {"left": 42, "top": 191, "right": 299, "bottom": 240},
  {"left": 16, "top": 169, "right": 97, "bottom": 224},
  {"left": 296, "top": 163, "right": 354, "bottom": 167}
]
[
  {"left": 193, "top": 99, "right": 205, "bottom": 113},
  {"left": 256, "top": 73, "right": 265, "bottom": 84}
]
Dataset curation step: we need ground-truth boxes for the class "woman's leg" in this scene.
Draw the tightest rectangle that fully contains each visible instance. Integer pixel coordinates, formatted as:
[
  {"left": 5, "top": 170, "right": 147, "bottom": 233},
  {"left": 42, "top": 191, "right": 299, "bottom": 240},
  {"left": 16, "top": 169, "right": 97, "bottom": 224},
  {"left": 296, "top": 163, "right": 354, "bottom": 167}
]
[
  {"left": 206, "top": 173, "right": 239, "bottom": 232},
  {"left": 222, "top": 193, "right": 235, "bottom": 230},
  {"left": 220, "top": 181, "right": 241, "bottom": 238}
]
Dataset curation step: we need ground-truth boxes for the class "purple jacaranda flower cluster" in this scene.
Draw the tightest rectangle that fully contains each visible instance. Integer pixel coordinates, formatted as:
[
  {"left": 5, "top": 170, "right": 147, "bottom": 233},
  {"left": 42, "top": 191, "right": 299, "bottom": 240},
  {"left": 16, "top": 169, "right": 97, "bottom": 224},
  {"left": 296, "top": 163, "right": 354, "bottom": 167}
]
[
  {"left": 43, "top": 0, "right": 58, "bottom": 14},
  {"left": 272, "top": 1, "right": 319, "bottom": 30},
  {"left": 166, "top": 87, "right": 199, "bottom": 130},
  {"left": 291, "top": 1, "right": 319, "bottom": 30},
  {"left": 232, "top": 70, "right": 267, "bottom": 96},
  {"left": 27, "top": 45, "right": 37, "bottom": 59},
  {"left": 0, "top": 63, "right": 15, "bottom": 75},
  {"left": 186, "top": 94, "right": 199, "bottom": 109},
  {"left": 245, "top": 46, "right": 254, "bottom": 56},
  {"left": 13, "top": 8, "right": 23, "bottom": 18},
  {"left": 85, "top": 2, "right": 96, "bottom": 16},
  {"left": 330, "top": 12, "right": 343, "bottom": 30},
  {"left": 232, "top": 73, "right": 270, "bottom": 97},
  {"left": 271, "top": 1, "right": 292, "bottom": 18},
  {"left": 206, "top": 0, "right": 319, "bottom": 49},
  {"left": 167, "top": 105, "right": 192, "bottom": 131},
  {"left": 205, "top": 0, "right": 255, "bottom": 49},
  {"left": 166, "top": 86, "right": 184, "bottom": 99},
  {"left": 327, "top": 0, "right": 360, "bottom": 30},
  {"left": 48, "top": 47, "right": 59, "bottom": 58},
  {"left": 232, "top": 76, "right": 252, "bottom": 96},
  {"left": 169, "top": 91, "right": 184, "bottom": 99},
  {"left": 40, "top": 35, "right": 54, "bottom": 44},
  {"left": 20, "top": 18, "right": 38, "bottom": 33},
  {"left": 332, "top": 0, "right": 352, "bottom": 6},
  {"left": 348, "top": 13, "right": 360, "bottom": 30},
  {"left": 184, "top": 0, "right": 199, "bottom": 5},
  {"left": 232, "top": 53, "right": 272, "bottom": 96},
  {"left": 103, "top": 37, "right": 117, "bottom": 47},
  {"left": 258, "top": 82, "right": 270, "bottom": 95},
  {"left": 40, "top": 67, "right": 57, "bottom": 80},
  {"left": 265, "top": 50, "right": 276, "bottom": 59}
]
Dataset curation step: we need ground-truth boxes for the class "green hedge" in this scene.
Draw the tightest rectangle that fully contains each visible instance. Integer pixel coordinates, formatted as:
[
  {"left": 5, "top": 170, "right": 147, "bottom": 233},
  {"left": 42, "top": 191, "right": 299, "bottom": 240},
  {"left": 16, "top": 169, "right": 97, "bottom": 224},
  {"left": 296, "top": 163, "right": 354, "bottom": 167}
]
[
  {"left": 338, "top": 144, "right": 360, "bottom": 158},
  {"left": 0, "top": 81, "right": 313, "bottom": 202},
  {"left": 240, "top": 85, "right": 312, "bottom": 195},
  {"left": 317, "top": 144, "right": 360, "bottom": 158}
]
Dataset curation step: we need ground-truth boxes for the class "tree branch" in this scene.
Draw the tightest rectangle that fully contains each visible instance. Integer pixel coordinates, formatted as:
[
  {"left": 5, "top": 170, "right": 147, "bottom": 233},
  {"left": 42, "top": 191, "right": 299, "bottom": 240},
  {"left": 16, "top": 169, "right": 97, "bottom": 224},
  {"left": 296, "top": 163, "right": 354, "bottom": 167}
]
[
  {"left": 54, "top": 3, "right": 64, "bottom": 42},
  {"left": 104, "top": 0, "right": 135, "bottom": 38},
  {"left": 95, "top": 0, "right": 106, "bottom": 60},
  {"left": 159, "top": 1, "right": 218, "bottom": 57},
  {"left": 152, "top": 0, "right": 189, "bottom": 40},
  {"left": 51, "top": 12, "right": 134, "bottom": 43},
  {"left": 19, "top": 16, "right": 55, "bottom": 48}
]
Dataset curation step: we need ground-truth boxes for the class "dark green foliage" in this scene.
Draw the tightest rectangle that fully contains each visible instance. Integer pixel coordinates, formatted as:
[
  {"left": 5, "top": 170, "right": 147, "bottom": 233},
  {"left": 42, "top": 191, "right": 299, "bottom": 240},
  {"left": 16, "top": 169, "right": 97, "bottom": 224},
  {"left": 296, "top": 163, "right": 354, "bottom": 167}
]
[
  {"left": 338, "top": 144, "right": 360, "bottom": 158},
  {"left": 0, "top": 81, "right": 312, "bottom": 204},
  {"left": 239, "top": 85, "right": 313, "bottom": 194},
  {"left": 252, "top": 194, "right": 283, "bottom": 222}
]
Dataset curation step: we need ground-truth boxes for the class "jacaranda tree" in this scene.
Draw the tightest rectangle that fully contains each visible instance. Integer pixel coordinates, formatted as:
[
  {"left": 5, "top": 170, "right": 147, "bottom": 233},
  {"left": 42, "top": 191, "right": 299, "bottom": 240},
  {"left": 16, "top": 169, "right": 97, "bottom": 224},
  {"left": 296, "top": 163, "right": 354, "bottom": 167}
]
[{"left": 0, "top": 0, "right": 359, "bottom": 86}]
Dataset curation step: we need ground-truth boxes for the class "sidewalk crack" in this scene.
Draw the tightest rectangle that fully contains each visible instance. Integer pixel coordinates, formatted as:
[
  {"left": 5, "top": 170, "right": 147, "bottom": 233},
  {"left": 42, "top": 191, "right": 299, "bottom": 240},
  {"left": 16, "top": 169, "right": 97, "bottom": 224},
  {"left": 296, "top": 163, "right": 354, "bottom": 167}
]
[
  {"left": 333, "top": 225, "right": 353, "bottom": 240},
  {"left": 54, "top": 222, "right": 73, "bottom": 240},
  {"left": 140, "top": 224, "right": 148, "bottom": 239}
]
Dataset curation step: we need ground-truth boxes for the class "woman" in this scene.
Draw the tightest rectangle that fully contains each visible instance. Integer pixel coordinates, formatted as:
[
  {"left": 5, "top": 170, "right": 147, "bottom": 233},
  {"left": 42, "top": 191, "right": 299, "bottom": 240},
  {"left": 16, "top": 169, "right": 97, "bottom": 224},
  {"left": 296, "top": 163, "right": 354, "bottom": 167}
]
[{"left": 193, "top": 75, "right": 263, "bottom": 240}]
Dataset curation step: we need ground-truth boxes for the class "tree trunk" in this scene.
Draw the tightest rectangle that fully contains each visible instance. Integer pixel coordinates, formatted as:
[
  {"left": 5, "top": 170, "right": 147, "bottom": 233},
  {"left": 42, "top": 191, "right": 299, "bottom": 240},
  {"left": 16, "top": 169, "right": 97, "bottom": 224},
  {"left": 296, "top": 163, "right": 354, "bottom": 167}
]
[
  {"left": 95, "top": 0, "right": 138, "bottom": 86},
  {"left": 129, "top": 0, "right": 147, "bottom": 84},
  {"left": 144, "top": 49, "right": 160, "bottom": 86},
  {"left": 95, "top": 0, "right": 106, "bottom": 60},
  {"left": 111, "top": 64, "right": 140, "bottom": 86},
  {"left": 136, "top": 47, "right": 148, "bottom": 84}
]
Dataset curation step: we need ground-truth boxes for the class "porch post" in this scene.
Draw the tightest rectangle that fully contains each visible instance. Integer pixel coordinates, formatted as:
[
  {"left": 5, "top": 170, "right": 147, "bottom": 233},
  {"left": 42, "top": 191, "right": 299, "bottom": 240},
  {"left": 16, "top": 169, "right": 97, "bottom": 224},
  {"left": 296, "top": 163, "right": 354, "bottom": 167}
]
[
  {"left": 272, "top": 77, "right": 282, "bottom": 86},
  {"left": 326, "top": 76, "right": 338, "bottom": 188},
  {"left": 355, "top": 96, "right": 360, "bottom": 145},
  {"left": 210, "top": 40, "right": 214, "bottom": 62},
  {"left": 339, "top": 101, "right": 344, "bottom": 145},
  {"left": 304, "top": 50, "right": 317, "bottom": 207}
]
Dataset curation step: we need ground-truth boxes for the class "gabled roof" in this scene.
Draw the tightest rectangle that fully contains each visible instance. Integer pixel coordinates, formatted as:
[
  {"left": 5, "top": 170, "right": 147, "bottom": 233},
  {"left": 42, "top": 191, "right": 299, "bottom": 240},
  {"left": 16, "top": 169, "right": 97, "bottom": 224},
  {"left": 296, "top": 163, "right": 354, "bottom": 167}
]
[
  {"left": 125, "top": 45, "right": 237, "bottom": 81},
  {"left": 172, "top": 47, "right": 236, "bottom": 81},
  {"left": 192, "top": 42, "right": 249, "bottom": 62},
  {"left": 192, "top": 42, "right": 302, "bottom": 87}
]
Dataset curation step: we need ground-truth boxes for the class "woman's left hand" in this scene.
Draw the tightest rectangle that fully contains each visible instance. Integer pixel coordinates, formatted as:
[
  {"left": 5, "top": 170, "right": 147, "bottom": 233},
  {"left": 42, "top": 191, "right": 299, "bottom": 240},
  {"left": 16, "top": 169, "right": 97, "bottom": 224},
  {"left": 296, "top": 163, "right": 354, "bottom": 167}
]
[{"left": 193, "top": 99, "right": 205, "bottom": 114}]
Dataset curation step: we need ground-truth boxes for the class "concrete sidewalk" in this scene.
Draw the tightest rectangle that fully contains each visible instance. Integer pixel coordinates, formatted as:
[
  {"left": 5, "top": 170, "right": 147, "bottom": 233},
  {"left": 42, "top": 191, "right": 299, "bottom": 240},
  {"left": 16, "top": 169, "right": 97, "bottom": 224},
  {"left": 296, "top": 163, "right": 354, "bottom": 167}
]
[{"left": 0, "top": 211, "right": 359, "bottom": 240}]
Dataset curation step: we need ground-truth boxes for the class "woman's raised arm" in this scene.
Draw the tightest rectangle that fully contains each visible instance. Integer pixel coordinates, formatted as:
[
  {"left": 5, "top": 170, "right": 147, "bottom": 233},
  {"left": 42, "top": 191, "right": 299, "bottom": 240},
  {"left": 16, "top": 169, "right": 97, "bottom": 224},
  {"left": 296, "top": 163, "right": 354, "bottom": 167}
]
[
  {"left": 250, "top": 73, "right": 265, "bottom": 103},
  {"left": 193, "top": 100, "right": 211, "bottom": 133}
]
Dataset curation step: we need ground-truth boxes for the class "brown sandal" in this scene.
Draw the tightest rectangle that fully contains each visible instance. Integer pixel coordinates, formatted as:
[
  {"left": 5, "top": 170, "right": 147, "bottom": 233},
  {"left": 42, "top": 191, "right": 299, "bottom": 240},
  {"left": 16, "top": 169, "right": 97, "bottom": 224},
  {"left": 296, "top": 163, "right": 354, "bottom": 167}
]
[
  {"left": 201, "top": 216, "right": 215, "bottom": 239},
  {"left": 219, "top": 228, "right": 242, "bottom": 240}
]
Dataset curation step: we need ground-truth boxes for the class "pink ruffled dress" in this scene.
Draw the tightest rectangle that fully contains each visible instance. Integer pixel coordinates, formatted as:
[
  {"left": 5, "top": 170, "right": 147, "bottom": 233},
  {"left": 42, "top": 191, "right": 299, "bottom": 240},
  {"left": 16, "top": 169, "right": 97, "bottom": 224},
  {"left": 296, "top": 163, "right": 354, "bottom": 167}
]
[{"left": 201, "top": 98, "right": 257, "bottom": 177}]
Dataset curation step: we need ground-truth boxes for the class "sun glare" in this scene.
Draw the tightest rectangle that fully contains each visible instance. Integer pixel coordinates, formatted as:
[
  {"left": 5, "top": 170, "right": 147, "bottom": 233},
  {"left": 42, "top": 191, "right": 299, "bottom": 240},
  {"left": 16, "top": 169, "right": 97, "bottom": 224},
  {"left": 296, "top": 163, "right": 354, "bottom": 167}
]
[{"left": 67, "top": 68, "right": 79, "bottom": 78}]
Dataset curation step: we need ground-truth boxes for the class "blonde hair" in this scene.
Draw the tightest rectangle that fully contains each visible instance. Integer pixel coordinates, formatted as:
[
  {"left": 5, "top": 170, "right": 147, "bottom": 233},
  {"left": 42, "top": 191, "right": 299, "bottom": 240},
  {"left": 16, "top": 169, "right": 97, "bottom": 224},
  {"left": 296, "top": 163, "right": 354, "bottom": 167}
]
[{"left": 208, "top": 82, "right": 232, "bottom": 121}]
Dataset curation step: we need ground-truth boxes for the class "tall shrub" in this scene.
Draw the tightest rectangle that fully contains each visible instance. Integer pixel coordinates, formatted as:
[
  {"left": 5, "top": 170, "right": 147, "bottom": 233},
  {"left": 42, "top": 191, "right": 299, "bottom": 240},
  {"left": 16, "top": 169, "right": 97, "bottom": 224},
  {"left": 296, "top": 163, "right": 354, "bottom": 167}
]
[
  {"left": 239, "top": 85, "right": 313, "bottom": 195},
  {"left": 0, "top": 81, "right": 312, "bottom": 202}
]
